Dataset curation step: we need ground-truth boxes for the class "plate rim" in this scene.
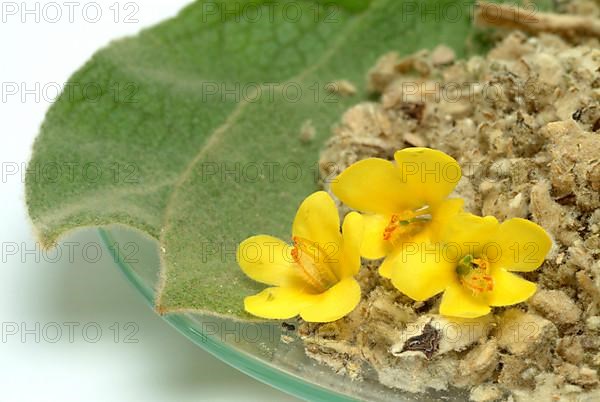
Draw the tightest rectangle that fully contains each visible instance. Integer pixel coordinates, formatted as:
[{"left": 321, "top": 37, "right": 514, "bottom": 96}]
[{"left": 98, "top": 227, "right": 359, "bottom": 402}]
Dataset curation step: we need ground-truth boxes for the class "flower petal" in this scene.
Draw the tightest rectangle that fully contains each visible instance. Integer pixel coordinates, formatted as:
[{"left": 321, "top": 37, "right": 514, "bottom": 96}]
[
  {"left": 491, "top": 218, "right": 552, "bottom": 272},
  {"left": 331, "top": 158, "right": 413, "bottom": 214},
  {"left": 427, "top": 198, "right": 464, "bottom": 242},
  {"left": 442, "top": 213, "right": 499, "bottom": 258},
  {"left": 292, "top": 191, "right": 341, "bottom": 251},
  {"left": 244, "top": 287, "right": 313, "bottom": 320},
  {"left": 237, "top": 235, "right": 298, "bottom": 287},
  {"left": 488, "top": 267, "right": 537, "bottom": 306},
  {"left": 393, "top": 147, "right": 462, "bottom": 208},
  {"left": 378, "top": 249, "right": 400, "bottom": 278},
  {"left": 389, "top": 243, "right": 455, "bottom": 301},
  {"left": 360, "top": 213, "right": 392, "bottom": 259},
  {"left": 337, "top": 212, "right": 364, "bottom": 278},
  {"left": 300, "top": 277, "right": 361, "bottom": 322},
  {"left": 439, "top": 282, "right": 491, "bottom": 318}
]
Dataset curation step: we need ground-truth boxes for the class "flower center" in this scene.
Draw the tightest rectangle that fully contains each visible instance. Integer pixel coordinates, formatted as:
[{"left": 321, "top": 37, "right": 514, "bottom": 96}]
[
  {"left": 456, "top": 255, "right": 494, "bottom": 296},
  {"left": 291, "top": 236, "right": 339, "bottom": 293},
  {"left": 383, "top": 208, "right": 431, "bottom": 245}
]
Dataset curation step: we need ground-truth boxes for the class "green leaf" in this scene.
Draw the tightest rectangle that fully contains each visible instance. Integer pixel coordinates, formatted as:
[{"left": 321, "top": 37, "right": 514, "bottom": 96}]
[{"left": 27, "top": 0, "right": 493, "bottom": 319}]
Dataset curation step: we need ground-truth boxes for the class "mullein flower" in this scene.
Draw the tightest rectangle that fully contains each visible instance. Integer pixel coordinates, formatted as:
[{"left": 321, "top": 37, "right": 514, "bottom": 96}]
[
  {"left": 237, "top": 191, "right": 364, "bottom": 323},
  {"left": 387, "top": 214, "right": 552, "bottom": 318},
  {"left": 331, "top": 147, "right": 463, "bottom": 277}
]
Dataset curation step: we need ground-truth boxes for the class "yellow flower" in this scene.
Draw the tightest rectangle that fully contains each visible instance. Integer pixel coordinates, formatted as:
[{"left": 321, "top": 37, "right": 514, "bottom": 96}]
[
  {"left": 237, "top": 191, "right": 364, "bottom": 323},
  {"left": 331, "top": 147, "right": 463, "bottom": 277},
  {"left": 387, "top": 214, "right": 552, "bottom": 318}
]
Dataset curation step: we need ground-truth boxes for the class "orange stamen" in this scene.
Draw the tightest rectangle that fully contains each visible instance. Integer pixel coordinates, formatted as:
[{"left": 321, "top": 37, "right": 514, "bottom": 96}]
[
  {"left": 291, "top": 236, "right": 338, "bottom": 292},
  {"left": 459, "top": 257, "right": 494, "bottom": 295},
  {"left": 382, "top": 210, "right": 431, "bottom": 244}
]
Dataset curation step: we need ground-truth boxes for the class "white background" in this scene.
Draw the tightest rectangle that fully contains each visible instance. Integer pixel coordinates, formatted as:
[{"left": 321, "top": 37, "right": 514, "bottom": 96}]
[{"left": 0, "top": 1, "right": 299, "bottom": 401}]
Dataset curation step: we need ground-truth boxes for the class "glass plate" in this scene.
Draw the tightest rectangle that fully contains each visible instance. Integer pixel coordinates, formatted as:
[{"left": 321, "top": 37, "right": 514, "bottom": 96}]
[{"left": 99, "top": 226, "right": 460, "bottom": 401}]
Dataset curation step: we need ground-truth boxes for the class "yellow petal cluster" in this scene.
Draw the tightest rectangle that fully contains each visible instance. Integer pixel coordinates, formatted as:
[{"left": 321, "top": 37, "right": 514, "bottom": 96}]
[
  {"left": 332, "top": 148, "right": 463, "bottom": 274},
  {"left": 387, "top": 214, "right": 551, "bottom": 318},
  {"left": 237, "top": 191, "right": 363, "bottom": 322},
  {"left": 237, "top": 148, "right": 552, "bottom": 321}
]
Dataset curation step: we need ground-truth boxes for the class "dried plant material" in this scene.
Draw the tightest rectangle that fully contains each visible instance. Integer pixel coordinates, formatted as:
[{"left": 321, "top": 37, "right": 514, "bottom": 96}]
[
  {"left": 396, "top": 323, "right": 440, "bottom": 359},
  {"left": 431, "top": 45, "right": 456, "bottom": 66},
  {"left": 495, "top": 309, "right": 558, "bottom": 359},
  {"left": 458, "top": 339, "right": 499, "bottom": 387},
  {"left": 391, "top": 314, "right": 493, "bottom": 358},
  {"left": 548, "top": 127, "right": 600, "bottom": 211},
  {"left": 475, "top": 1, "right": 600, "bottom": 39},
  {"left": 557, "top": 336, "right": 585, "bottom": 364},
  {"left": 325, "top": 80, "right": 357, "bottom": 97},
  {"left": 529, "top": 289, "right": 582, "bottom": 325},
  {"left": 402, "top": 132, "right": 427, "bottom": 147},
  {"left": 530, "top": 180, "right": 579, "bottom": 246},
  {"left": 469, "top": 383, "right": 504, "bottom": 402},
  {"left": 299, "top": 119, "right": 316, "bottom": 143},
  {"left": 367, "top": 52, "right": 401, "bottom": 93},
  {"left": 373, "top": 350, "right": 460, "bottom": 394},
  {"left": 319, "top": 103, "right": 398, "bottom": 183},
  {"left": 307, "top": 7, "right": 600, "bottom": 398},
  {"left": 577, "top": 271, "right": 600, "bottom": 311}
]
